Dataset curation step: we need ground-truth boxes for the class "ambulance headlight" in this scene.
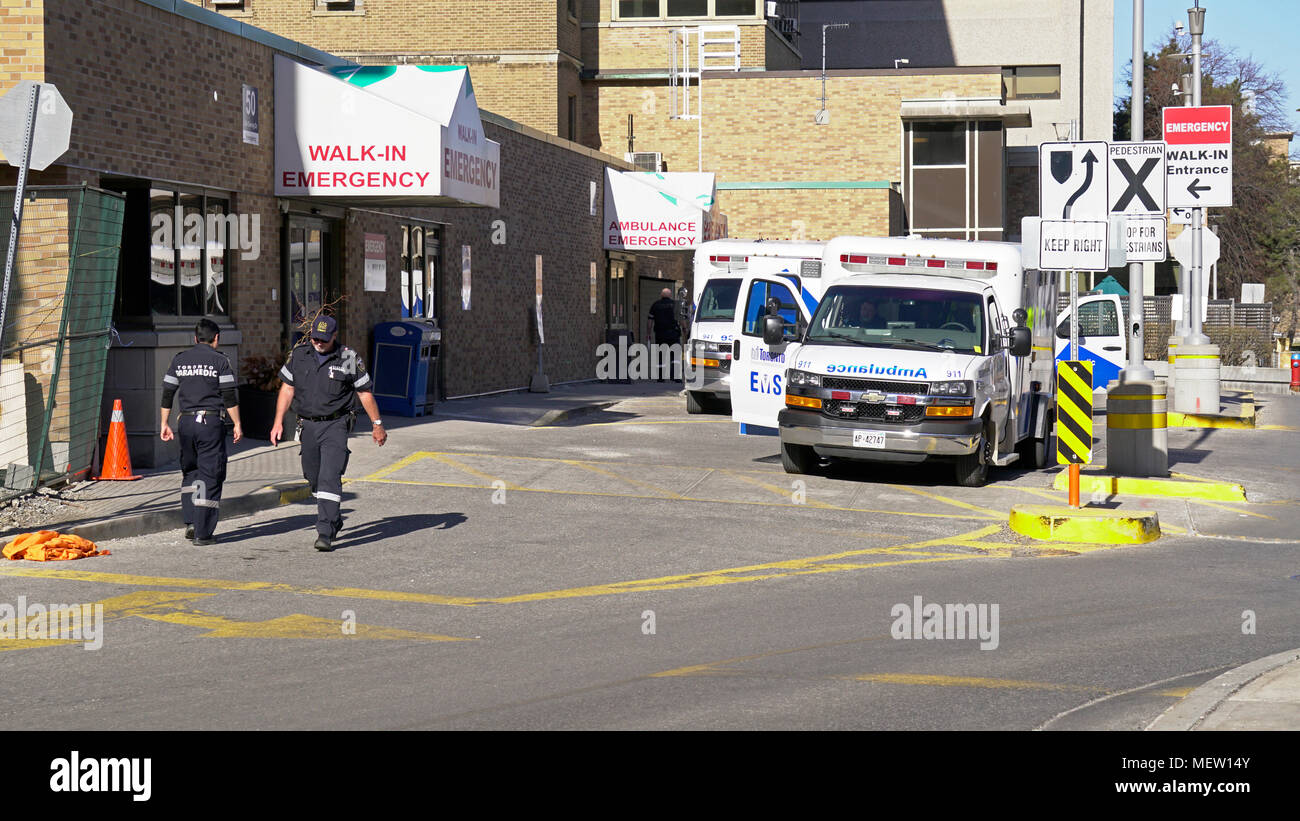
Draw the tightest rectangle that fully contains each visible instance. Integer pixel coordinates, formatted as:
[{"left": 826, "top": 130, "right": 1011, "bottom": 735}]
[
  {"left": 786, "top": 369, "right": 822, "bottom": 388},
  {"left": 930, "top": 380, "right": 972, "bottom": 396}
]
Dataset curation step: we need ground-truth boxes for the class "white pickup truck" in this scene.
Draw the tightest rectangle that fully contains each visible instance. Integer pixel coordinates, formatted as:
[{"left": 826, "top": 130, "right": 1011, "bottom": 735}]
[{"left": 729, "top": 235, "right": 1061, "bottom": 486}]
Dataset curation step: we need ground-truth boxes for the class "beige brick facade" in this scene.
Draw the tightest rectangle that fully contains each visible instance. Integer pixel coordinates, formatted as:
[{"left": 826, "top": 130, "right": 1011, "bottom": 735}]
[{"left": 595, "top": 70, "right": 1001, "bottom": 237}]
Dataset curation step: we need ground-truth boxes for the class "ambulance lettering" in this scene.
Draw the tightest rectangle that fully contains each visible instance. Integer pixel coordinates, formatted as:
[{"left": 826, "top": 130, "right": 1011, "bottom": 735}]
[{"left": 749, "top": 371, "right": 783, "bottom": 395}]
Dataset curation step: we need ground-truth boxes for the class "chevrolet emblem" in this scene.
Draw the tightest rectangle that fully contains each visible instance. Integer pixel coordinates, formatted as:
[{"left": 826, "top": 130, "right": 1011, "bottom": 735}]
[{"left": 863, "top": 391, "right": 886, "bottom": 403}]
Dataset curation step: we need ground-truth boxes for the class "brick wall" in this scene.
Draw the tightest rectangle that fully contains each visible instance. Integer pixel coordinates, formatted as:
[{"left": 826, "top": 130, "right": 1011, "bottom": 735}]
[
  {"left": 0, "top": 0, "right": 44, "bottom": 93},
  {"left": 226, "top": 0, "right": 558, "bottom": 54},
  {"left": 330, "top": 119, "right": 687, "bottom": 397},
  {"left": 592, "top": 70, "right": 1000, "bottom": 237}
]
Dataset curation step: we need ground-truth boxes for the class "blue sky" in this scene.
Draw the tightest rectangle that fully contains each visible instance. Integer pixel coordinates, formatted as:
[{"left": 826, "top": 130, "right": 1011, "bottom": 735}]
[{"left": 1113, "top": 0, "right": 1300, "bottom": 135}]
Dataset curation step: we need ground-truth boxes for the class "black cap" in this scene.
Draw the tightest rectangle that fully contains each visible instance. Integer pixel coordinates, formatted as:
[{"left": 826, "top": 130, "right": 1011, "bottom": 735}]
[{"left": 309, "top": 315, "right": 337, "bottom": 341}]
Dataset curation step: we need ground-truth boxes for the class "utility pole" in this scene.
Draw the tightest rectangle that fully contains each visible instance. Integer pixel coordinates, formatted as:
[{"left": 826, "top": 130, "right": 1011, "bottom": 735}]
[
  {"left": 1123, "top": 0, "right": 1154, "bottom": 380},
  {"left": 816, "top": 23, "right": 848, "bottom": 124},
  {"left": 1184, "top": 2, "right": 1209, "bottom": 347}
]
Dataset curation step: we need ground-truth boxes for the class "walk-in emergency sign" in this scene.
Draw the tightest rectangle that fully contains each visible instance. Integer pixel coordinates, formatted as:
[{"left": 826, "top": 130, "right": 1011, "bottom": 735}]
[{"left": 1163, "top": 105, "right": 1232, "bottom": 208}]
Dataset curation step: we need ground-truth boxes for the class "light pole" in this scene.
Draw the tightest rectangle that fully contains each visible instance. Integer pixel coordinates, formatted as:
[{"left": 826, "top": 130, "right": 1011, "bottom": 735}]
[
  {"left": 1185, "top": 2, "right": 1209, "bottom": 347},
  {"left": 1123, "top": 0, "right": 1155, "bottom": 380},
  {"left": 816, "top": 23, "right": 849, "bottom": 124}
]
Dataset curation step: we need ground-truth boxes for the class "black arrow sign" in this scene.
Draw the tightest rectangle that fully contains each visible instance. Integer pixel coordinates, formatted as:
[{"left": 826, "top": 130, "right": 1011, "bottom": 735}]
[
  {"left": 1063, "top": 150, "right": 1098, "bottom": 218},
  {"left": 1187, "top": 178, "right": 1211, "bottom": 199},
  {"left": 1113, "top": 156, "right": 1161, "bottom": 211}
]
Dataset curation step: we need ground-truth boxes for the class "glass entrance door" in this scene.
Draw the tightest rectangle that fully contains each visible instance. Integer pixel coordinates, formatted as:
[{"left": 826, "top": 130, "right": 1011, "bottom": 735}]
[{"left": 285, "top": 215, "right": 340, "bottom": 344}]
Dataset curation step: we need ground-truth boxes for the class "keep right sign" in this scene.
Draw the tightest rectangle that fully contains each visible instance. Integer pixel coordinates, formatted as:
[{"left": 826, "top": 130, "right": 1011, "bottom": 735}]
[{"left": 1163, "top": 105, "right": 1232, "bottom": 208}]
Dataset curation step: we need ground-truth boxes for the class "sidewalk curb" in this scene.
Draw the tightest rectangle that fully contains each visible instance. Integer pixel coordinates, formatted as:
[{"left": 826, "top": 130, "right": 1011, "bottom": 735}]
[
  {"left": 529, "top": 401, "right": 617, "bottom": 427},
  {"left": 1146, "top": 648, "right": 1300, "bottom": 731},
  {"left": 65, "top": 481, "right": 311, "bottom": 544},
  {"left": 1051, "top": 471, "right": 1247, "bottom": 502},
  {"left": 1008, "top": 504, "right": 1161, "bottom": 544}
]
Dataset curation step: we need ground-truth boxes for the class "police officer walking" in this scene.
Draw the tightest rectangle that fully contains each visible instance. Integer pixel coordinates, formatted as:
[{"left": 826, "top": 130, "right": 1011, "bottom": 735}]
[
  {"left": 160, "top": 318, "right": 242, "bottom": 545},
  {"left": 270, "top": 315, "right": 386, "bottom": 551}
]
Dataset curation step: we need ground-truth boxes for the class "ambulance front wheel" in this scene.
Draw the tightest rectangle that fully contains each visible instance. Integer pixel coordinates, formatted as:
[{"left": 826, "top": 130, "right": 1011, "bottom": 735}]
[
  {"left": 686, "top": 391, "right": 708, "bottom": 414},
  {"left": 781, "top": 440, "right": 819, "bottom": 474},
  {"left": 955, "top": 419, "right": 994, "bottom": 487}
]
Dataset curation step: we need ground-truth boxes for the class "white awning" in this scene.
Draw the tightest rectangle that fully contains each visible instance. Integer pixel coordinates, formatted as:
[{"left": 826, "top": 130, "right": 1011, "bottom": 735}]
[
  {"left": 275, "top": 55, "right": 500, "bottom": 208},
  {"left": 603, "top": 170, "right": 727, "bottom": 251}
]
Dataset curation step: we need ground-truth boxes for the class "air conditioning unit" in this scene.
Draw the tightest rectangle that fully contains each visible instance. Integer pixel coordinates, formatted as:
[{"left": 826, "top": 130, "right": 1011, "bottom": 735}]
[{"left": 625, "top": 152, "right": 663, "bottom": 172}]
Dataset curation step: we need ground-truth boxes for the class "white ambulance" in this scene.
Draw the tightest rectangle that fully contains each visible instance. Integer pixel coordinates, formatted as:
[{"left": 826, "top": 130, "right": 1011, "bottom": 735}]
[
  {"left": 729, "top": 235, "right": 1060, "bottom": 486},
  {"left": 686, "top": 239, "right": 825, "bottom": 413}
]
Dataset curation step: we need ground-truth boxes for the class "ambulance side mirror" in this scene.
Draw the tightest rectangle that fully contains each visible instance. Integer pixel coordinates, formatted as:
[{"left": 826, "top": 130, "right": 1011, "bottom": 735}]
[
  {"left": 762, "top": 315, "right": 785, "bottom": 345},
  {"left": 1010, "top": 326, "right": 1032, "bottom": 357}
]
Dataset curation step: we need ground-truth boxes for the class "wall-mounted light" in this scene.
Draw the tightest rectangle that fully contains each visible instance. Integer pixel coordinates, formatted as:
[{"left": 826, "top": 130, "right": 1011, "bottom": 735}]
[{"left": 894, "top": 58, "right": 910, "bottom": 69}]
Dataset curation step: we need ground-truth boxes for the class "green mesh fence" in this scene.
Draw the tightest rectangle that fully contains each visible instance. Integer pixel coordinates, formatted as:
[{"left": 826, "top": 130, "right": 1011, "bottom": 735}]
[{"left": 0, "top": 185, "right": 124, "bottom": 499}]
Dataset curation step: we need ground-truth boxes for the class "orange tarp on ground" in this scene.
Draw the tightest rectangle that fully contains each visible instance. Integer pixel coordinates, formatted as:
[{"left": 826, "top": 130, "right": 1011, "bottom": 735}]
[{"left": 2, "top": 530, "right": 109, "bottom": 561}]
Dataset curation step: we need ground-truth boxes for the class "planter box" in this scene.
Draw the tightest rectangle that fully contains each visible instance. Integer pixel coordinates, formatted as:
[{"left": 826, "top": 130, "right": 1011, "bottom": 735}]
[{"left": 239, "top": 386, "right": 295, "bottom": 441}]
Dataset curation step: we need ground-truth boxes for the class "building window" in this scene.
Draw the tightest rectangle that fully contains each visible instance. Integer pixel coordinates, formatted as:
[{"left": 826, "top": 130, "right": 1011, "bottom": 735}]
[
  {"left": 316, "top": 0, "right": 362, "bottom": 12},
  {"left": 209, "top": 0, "right": 246, "bottom": 11},
  {"left": 104, "top": 185, "right": 234, "bottom": 322},
  {"left": 615, "top": 0, "right": 758, "bottom": 19},
  {"left": 1002, "top": 66, "right": 1061, "bottom": 100},
  {"left": 568, "top": 96, "right": 578, "bottom": 142},
  {"left": 912, "top": 123, "right": 965, "bottom": 167},
  {"left": 904, "top": 120, "right": 1005, "bottom": 241}
]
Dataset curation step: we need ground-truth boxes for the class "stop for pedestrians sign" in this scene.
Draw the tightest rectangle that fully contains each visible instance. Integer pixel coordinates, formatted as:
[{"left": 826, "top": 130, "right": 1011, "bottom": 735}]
[{"left": 1163, "top": 105, "right": 1232, "bottom": 208}]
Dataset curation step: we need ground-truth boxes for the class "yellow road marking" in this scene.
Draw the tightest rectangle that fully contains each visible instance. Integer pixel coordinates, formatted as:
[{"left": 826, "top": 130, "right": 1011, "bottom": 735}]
[
  {"left": 360, "top": 451, "right": 430, "bottom": 482},
  {"left": 1016, "top": 487, "right": 1067, "bottom": 503},
  {"left": 725, "top": 471, "right": 833, "bottom": 509},
  {"left": 0, "top": 568, "right": 484, "bottom": 606},
  {"left": 356, "top": 477, "right": 1002, "bottom": 521},
  {"left": 426, "top": 453, "right": 523, "bottom": 489},
  {"left": 888, "top": 484, "right": 1004, "bottom": 517},
  {"left": 1258, "top": 424, "right": 1300, "bottom": 432},
  {"left": 1187, "top": 499, "right": 1275, "bottom": 520},
  {"left": 559, "top": 459, "right": 684, "bottom": 499},
  {"left": 841, "top": 672, "right": 1104, "bottom": 693},
  {"left": 1153, "top": 686, "right": 1195, "bottom": 698},
  {"left": 0, "top": 590, "right": 471, "bottom": 652}
]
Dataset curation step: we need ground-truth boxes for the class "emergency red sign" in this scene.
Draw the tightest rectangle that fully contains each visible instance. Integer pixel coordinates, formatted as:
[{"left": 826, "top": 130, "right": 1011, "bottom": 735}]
[{"left": 1162, "top": 105, "right": 1232, "bottom": 207}]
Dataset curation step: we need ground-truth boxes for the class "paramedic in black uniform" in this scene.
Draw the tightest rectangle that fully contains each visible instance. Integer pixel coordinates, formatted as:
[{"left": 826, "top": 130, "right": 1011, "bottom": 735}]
[
  {"left": 269, "top": 315, "right": 387, "bottom": 551},
  {"left": 160, "top": 318, "right": 242, "bottom": 545}
]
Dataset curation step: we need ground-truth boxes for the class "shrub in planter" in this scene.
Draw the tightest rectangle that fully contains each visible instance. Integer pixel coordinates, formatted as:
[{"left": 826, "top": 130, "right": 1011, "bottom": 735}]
[{"left": 239, "top": 355, "right": 295, "bottom": 440}]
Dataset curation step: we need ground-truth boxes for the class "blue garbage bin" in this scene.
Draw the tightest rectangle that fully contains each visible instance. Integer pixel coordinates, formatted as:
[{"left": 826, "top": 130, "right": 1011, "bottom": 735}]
[{"left": 371, "top": 320, "right": 441, "bottom": 416}]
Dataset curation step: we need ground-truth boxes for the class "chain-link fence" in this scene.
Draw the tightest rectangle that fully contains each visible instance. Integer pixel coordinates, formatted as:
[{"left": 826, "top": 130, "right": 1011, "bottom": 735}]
[
  {"left": 0, "top": 185, "right": 124, "bottom": 501},
  {"left": 1055, "top": 293, "right": 1276, "bottom": 363}
]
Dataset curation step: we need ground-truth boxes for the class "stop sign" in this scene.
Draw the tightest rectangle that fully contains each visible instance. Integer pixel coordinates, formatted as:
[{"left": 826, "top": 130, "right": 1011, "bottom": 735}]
[{"left": 0, "top": 81, "right": 73, "bottom": 171}]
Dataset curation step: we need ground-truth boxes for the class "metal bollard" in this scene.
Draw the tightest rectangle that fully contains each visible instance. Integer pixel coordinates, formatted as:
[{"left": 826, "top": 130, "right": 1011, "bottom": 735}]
[{"left": 1105, "top": 378, "right": 1169, "bottom": 477}]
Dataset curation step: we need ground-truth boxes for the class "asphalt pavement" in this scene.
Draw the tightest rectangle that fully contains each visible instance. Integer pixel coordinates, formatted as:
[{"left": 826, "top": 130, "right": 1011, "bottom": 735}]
[{"left": 0, "top": 379, "right": 1297, "bottom": 732}]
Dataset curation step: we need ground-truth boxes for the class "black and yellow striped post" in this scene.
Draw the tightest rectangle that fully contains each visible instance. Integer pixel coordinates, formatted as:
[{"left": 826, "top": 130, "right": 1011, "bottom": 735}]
[{"left": 1056, "top": 360, "right": 1093, "bottom": 507}]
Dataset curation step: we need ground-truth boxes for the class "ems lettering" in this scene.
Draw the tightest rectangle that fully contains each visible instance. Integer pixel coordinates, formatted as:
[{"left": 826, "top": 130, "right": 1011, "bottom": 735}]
[{"left": 749, "top": 372, "right": 782, "bottom": 395}]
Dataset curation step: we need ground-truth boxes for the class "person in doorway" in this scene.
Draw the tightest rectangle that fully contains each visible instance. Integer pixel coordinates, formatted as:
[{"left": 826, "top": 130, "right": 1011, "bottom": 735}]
[
  {"left": 270, "top": 315, "right": 387, "bottom": 552},
  {"left": 647, "top": 287, "right": 684, "bottom": 382},
  {"left": 160, "top": 318, "right": 242, "bottom": 545}
]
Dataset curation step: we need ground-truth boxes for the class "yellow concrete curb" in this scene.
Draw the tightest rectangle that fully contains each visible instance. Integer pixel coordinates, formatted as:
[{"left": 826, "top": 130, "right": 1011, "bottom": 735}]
[
  {"left": 1052, "top": 471, "right": 1247, "bottom": 502},
  {"left": 1167, "top": 410, "right": 1256, "bottom": 429},
  {"left": 277, "top": 485, "right": 313, "bottom": 504},
  {"left": 1009, "top": 504, "right": 1160, "bottom": 544}
]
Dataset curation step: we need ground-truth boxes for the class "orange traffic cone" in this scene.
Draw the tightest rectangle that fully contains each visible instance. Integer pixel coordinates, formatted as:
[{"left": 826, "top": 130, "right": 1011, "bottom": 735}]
[{"left": 96, "top": 399, "right": 141, "bottom": 481}]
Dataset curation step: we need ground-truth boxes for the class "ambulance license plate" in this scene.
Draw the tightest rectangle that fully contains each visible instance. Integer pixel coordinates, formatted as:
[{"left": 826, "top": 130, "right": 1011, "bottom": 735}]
[{"left": 852, "top": 430, "right": 886, "bottom": 448}]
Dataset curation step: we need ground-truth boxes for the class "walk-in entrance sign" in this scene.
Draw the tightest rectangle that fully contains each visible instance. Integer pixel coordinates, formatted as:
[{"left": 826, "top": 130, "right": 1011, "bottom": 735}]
[{"left": 1163, "top": 105, "right": 1232, "bottom": 208}]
